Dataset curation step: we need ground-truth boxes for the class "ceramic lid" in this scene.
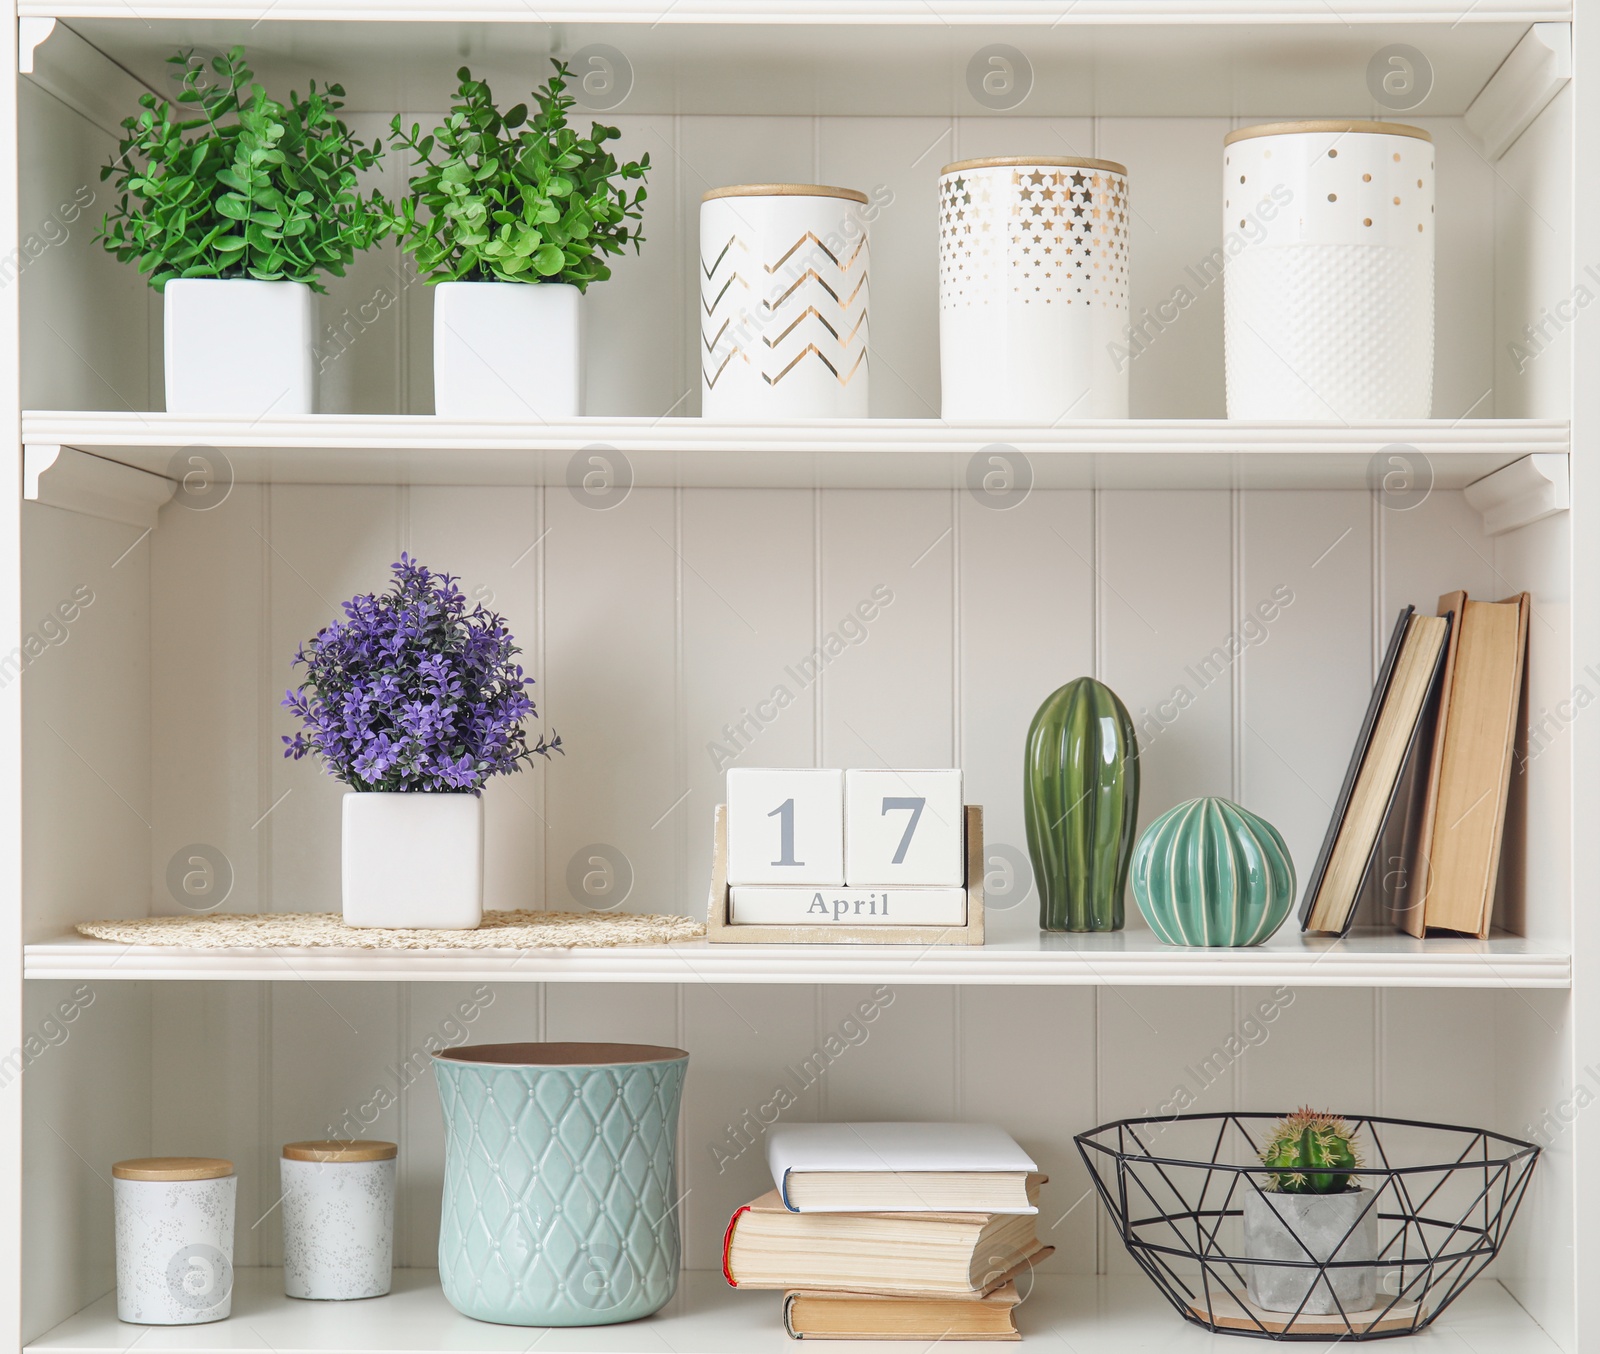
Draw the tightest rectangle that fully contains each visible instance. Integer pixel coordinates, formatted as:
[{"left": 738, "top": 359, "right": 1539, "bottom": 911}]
[{"left": 113, "top": 1157, "right": 233, "bottom": 1181}]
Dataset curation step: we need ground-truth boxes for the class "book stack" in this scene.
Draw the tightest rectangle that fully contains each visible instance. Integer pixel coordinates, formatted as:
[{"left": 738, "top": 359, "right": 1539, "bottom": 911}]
[
  {"left": 723, "top": 1122, "right": 1050, "bottom": 1341},
  {"left": 1301, "top": 592, "right": 1530, "bottom": 938}
]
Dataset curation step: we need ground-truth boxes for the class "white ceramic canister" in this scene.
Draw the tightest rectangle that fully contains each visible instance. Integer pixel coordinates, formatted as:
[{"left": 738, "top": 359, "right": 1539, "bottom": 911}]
[
  {"left": 700, "top": 184, "right": 870, "bottom": 419},
  {"left": 113, "top": 1157, "right": 236, "bottom": 1325},
  {"left": 938, "top": 157, "right": 1131, "bottom": 421},
  {"left": 1222, "top": 120, "right": 1435, "bottom": 419},
  {"left": 280, "top": 1140, "right": 397, "bottom": 1300}
]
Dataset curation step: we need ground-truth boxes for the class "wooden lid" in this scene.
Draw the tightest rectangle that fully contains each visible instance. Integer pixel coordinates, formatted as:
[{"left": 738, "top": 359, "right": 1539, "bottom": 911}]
[
  {"left": 282, "top": 1140, "right": 397, "bottom": 1163},
  {"left": 113, "top": 1157, "right": 233, "bottom": 1182},
  {"left": 703, "top": 183, "right": 868, "bottom": 204},
  {"left": 1224, "top": 120, "right": 1432, "bottom": 146},
  {"left": 941, "top": 155, "right": 1127, "bottom": 176},
  {"left": 434, "top": 1041, "right": 689, "bottom": 1067}
]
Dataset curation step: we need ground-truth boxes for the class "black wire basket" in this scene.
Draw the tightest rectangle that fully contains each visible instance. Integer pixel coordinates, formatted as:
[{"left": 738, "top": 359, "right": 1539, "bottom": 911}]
[{"left": 1075, "top": 1112, "right": 1540, "bottom": 1341}]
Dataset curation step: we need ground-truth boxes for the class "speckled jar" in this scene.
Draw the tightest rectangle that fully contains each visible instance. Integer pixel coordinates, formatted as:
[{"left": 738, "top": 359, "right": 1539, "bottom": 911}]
[
  {"left": 113, "top": 1157, "right": 235, "bottom": 1325},
  {"left": 1223, "top": 120, "right": 1435, "bottom": 419},
  {"left": 434, "top": 1042, "right": 689, "bottom": 1327},
  {"left": 281, "top": 1140, "right": 396, "bottom": 1300}
]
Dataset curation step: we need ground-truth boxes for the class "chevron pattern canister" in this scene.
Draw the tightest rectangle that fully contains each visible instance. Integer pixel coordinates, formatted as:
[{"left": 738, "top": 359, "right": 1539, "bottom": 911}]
[
  {"left": 433, "top": 1042, "right": 689, "bottom": 1327},
  {"left": 700, "top": 184, "right": 870, "bottom": 419}
]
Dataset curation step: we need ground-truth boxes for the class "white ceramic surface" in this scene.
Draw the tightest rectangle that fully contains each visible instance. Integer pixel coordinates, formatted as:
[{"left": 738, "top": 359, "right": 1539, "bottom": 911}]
[
  {"left": 281, "top": 1157, "right": 396, "bottom": 1301},
  {"left": 700, "top": 188, "right": 870, "bottom": 419},
  {"left": 163, "top": 279, "right": 314, "bottom": 416},
  {"left": 1223, "top": 124, "right": 1435, "bottom": 419},
  {"left": 114, "top": 1174, "right": 236, "bottom": 1325},
  {"left": 341, "top": 792, "right": 484, "bottom": 929},
  {"left": 432, "top": 281, "right": 584, "bottom": 419},
  {"left": 938, "top": 159, "right": 1130, "bottom": 421}
]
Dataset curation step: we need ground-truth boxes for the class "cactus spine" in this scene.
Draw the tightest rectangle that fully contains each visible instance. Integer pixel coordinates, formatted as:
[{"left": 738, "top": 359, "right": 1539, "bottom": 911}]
[
  {"left": 1024, "top": 677, "right": 1139, "bottom": 932},
  {"left": 1261, "top": 1108, "right": 1364, "bottom": 1194}
]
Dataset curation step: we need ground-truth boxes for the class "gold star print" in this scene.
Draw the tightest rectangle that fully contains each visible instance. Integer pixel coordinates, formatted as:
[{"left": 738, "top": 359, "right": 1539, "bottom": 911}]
[{"left": 1072, "top": 171, "right": 1086, "bottom": 187}]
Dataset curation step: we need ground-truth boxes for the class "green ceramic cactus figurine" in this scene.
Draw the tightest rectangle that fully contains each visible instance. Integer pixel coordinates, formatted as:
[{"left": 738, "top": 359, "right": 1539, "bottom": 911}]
[
  {"left": 1261, "top": 1108, "right": 1364, "bottom": 1194},
  {"left": 1024, "top": 677, "right": 1139, "bottom": 932}
]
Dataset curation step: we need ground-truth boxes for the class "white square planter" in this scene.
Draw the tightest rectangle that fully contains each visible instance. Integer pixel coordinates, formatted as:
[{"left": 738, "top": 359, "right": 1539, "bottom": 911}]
[
  {"left": 341, "top": 792, "right": 483, "bottom": 929},
  {"left": 164, "top": 279, "right": 315, "bottom": 415},
  {"left": 433, "top": 281, "right": 584, "bottom": 419}
]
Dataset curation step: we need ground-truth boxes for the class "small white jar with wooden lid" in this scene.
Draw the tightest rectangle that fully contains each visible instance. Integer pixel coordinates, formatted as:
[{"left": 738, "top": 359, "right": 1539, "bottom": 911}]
[
  {"left": 1222, "top": 120, "right": 1435, "bottom": 419},
  {"left": 113, "top": 1157, "right": 235, "bottom": 1325},
  {"left": 280, "top": 1140, "right": 396, "bottom": 1300},
  {"left": 700, "top": 184, "right": 871, "bottom": 419}
]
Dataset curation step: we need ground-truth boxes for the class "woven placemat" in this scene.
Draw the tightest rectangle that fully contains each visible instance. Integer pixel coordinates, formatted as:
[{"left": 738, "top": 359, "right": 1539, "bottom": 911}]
[{"left": 74, "top": 910, "right": 705, "bottom": 950}]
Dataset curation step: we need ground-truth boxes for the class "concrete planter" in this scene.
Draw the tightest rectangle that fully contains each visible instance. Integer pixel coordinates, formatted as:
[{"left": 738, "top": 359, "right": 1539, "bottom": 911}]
[{"left": 1243, "top": 1186, "right": 1377, "bottom": 1314}]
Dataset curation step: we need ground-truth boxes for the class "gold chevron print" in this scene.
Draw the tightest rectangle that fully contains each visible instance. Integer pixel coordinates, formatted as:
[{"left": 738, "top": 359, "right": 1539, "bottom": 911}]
[
  {"left": 702, "top": 347, "right": 749, "bottom": 389},
  {"left": 700, "top": 235, "right": 750, "bottom": 278},
  {"left": 760, "top": 305, "right": 867, "bottom": 350},
  {"left": 762, "top": 343, "right": 868, "bottom": 387},
  {"left": 700, "top": 273, "right": 752, "bottom": 315},
  {"left": 761, "top": 268, "right": 869, "bottom": 312},
  {"left": 762, "top": 231, "right": 868, "bottom": 274}
]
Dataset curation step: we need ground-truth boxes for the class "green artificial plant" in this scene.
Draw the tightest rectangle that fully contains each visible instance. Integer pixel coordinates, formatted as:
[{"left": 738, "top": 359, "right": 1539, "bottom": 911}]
[
  {"left": 388, "top": 61, "right": 649, "bottom": 289},
  {"left": 98, "top": 47, "right": 390, "bottom": 292},
  {"left": 1260, "top": 1108, "right": 1364, "bottom": 1194}
]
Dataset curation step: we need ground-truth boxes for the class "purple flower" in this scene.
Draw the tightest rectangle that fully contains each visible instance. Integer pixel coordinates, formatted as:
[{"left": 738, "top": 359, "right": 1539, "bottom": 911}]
[{"left": 281, "top": 554, "right": 561, "bottom": 792}]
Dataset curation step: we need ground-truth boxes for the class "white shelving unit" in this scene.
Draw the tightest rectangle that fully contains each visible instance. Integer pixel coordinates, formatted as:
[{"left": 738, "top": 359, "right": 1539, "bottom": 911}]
[
  {"left": 25, "top": 1270, "right": 1564, "bottom": 1353},
  {"left": 3, "top": 2, "right": 1594, "bottom": 1352}
]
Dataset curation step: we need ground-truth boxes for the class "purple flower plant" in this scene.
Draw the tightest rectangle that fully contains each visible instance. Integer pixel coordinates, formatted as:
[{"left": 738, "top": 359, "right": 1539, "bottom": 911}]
[{"left": 282, "top": 555, "right": 559, "bottom": 792}]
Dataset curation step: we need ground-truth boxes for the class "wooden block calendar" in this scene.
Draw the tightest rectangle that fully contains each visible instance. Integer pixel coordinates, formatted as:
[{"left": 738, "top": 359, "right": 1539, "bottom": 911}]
[{"left": 706, "top": 803, "right": 985, "bottom": 945}]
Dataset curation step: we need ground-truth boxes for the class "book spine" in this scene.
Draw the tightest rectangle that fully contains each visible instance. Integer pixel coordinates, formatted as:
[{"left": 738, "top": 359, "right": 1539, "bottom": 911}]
[{"left": 722, "top": 1205, "right": 751, "bottom": 1286}]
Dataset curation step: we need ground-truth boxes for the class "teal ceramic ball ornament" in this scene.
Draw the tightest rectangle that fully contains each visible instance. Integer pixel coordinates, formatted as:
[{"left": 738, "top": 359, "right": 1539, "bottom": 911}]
[{"left": 1131, "top": 797, "right": 1295, "bottom": 947}]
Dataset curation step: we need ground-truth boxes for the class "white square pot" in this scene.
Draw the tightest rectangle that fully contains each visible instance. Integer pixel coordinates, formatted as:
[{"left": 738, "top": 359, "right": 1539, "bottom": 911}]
[
  {"left": 433, "top": 281, "right": 584, "bottom": 419},
  {"left": 164, "top": 279, "right": 314, "bottom": 415},
  {"left": 341, "top": 792, "right": 483, "bottom": 929}
]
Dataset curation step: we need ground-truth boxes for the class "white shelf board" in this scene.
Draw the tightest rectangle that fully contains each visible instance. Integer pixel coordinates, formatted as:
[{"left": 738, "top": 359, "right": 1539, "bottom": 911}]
[
  {"left": 27, "top": 1269, "right": 1558, "bottom": 1353},
  {"left": 25, "top": 14, "right": 1557, "bottom": 118},
  {"left": 20, "top": 414, "right": 1567, "bottom": 493},
  {"left": 24, "top": 926, "right": 1570, "bottom": 987}
]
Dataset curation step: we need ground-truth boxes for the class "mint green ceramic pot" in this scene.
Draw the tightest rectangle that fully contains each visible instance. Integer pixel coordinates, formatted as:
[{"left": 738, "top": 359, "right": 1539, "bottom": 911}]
[
  {"left": 433, "top": 1042, "right": 689, "bottom": 1326},
  {"left": 1131, "top": 796, "right": 1295, "bottom": 946}
]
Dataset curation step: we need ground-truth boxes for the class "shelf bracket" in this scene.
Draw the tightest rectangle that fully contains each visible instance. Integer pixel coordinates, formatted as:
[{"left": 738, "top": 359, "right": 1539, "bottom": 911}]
[
  {"left": 1464, "top": 23, "right": 1571, "bottom": 162},
  {"left": 17, "top": 18, "right": 54, "bottom": 74},
  {"left": 1463, "top": 454, "right": 1568, "bottom": 537},
  {"left": 24, "top": 444, "right": 177, "bottom": 530}
]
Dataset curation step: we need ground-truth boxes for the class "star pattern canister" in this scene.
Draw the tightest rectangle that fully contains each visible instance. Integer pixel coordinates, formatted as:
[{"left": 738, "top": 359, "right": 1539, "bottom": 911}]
[
  {"left": 938, "top": 156, "right": 1131, "bottom": 420},
  {"left": 1223, "top": 120, "right": 1435, "bottom": 419}
]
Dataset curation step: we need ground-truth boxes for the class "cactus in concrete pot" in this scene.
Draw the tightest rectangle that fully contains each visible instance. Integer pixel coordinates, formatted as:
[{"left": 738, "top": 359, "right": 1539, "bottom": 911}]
[{"left": 1245, "top": 1109, "right": 1377, "bottom": 1315}]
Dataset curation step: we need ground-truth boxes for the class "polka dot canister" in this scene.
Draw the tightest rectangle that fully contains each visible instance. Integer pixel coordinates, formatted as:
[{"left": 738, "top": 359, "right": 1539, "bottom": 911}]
[
  {"left": 938, "top": 156, "right": 1131, "bottom": 421},
  {"left": 1222, "top": 120, "right": 1435, "bottom": 419}
]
